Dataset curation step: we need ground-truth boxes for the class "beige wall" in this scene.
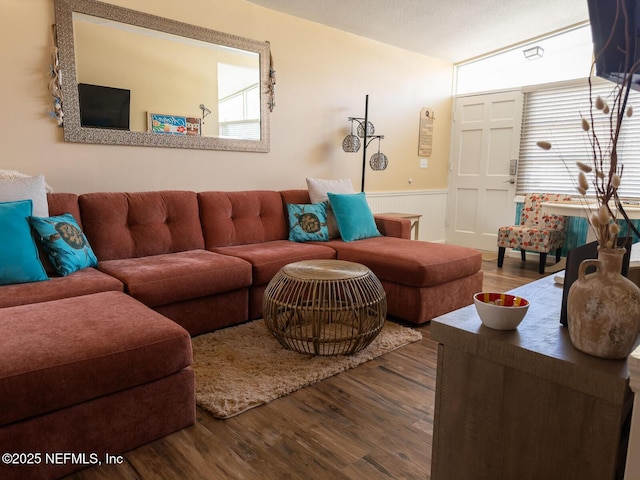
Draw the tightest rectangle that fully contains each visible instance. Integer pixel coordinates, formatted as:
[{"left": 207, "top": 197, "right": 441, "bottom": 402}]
[{"left": 1, "top": 0, "right": 453, "bottom": 194}]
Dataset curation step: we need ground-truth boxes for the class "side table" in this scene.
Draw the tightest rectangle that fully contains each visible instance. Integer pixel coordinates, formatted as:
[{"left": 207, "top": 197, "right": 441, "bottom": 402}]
[
  {"left": 430, "top": 275, "right": 636, "bottom": 480},
  {"left": 377, "top": 212, "right": 422, "bottom": 240},
  {"left": 263, "top": 259, "right": 386, "bottom": 356}
]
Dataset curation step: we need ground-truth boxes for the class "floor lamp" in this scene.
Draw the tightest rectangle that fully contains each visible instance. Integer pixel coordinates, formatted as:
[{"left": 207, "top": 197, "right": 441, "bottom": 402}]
[{"left": 341, "top": 95, "right": 388, "bottom": 192}]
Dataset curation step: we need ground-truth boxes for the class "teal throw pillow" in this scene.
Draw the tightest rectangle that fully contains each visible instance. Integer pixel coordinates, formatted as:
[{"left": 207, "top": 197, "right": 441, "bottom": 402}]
[
  {"left": 0, "top": 200, "right": 48, "bottom": 285},
  {"left": 286, "top": 202, "right": 329, "bottom": 242},
  {"left": 29, "top": 213, "right": 98, "bottom": 276},
  {"left": 327, "top": 192, "right": 381, "bottom": 242}
]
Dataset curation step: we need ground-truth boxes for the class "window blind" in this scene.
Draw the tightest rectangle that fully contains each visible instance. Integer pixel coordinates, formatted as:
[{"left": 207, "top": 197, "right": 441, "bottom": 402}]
[
  {"left": 517, "top": 79, "right": 640, "bottom": 199},
  {"left": 219, "top": 120, "right": 260, "bottom": 139}
]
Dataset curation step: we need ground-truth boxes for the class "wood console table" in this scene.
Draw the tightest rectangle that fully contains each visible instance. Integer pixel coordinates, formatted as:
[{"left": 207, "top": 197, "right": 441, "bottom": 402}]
[{"left": 430, "top": 275, "right": 636, "bottom": 480}]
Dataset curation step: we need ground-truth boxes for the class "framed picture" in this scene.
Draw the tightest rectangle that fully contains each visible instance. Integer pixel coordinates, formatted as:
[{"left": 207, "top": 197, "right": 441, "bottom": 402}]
[{"left": 148, "top": 113, "right": 201, "bottom": 136}]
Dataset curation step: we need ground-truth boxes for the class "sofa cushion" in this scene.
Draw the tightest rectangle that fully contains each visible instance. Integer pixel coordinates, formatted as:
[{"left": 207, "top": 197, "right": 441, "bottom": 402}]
[
  {"left": 97, "top": 249, "right": 252, "bottom": 307},
  {"left": 0, "top": 291, "right": 192, "bottom": 426},
  {"left": 286, "top": 202, "right": 329, "bottom": 242},
  {"left": 374, "top": 215, "right": 412, "bottom": 239},
  {"left": 199, "top": 190, "right": 288, "bottom": 247},
  {"left": 79, "top": 191, "right": 205, "bottom": 261},
  {"left": 0, "top": 200, "right": 48, "bottom": 286},
  {"left": 307, "top": 177, "right": 355, "bottom": 201},
  {"left": 0, "top": 267, "right": 123, "bottom": 308},
  {"left": 42, "top": 193, "right": 83, "bottom": 274},
  {"left": 328, "top": 192, "right": 381, "bottom": 242},
  {"left": 0, "top": 169, "right": 52, "bottom": 193},
  {"left": 306, "top": 177, "right": 355, "bottom": 239},
  {"left": 47, "top": 192, "right": 81, "bottom": 225},
  {"left": 382, "top": 271, "right": 484, "bottom": 324},
  {"left": 29, "top": 213, "right": 98, "bottom": 276},
  {"left": 323, "top": 236, "right": 482, "bottom": 288},
  {"left": 211, "top": 240, "right": 336, "bottom": 285},
  {"left": 0, "top": 174, "right": 49, "bottom": 217}
]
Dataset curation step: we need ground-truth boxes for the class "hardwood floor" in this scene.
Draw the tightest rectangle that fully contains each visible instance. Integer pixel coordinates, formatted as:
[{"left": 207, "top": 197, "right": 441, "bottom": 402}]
[{"left": 66, "top": 253, "right": 548, "bottom": 480}]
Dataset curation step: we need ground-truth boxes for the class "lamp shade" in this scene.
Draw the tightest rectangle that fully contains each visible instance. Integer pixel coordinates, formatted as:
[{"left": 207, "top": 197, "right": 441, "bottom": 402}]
[
  {"left": 369, "top": 152, "right": 388, "bottom": 171},
  {"left": 342, "top": 134, "right": 361, "bottom": 152},
  {"left": 357, "top": 121, "right": 375, "bottom": 138}
]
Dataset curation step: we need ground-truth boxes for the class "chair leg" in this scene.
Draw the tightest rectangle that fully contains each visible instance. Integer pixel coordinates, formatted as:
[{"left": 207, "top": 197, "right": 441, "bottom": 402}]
[
  {"left": 521, "top": 249, "right": 526, "bottom": 262},
  {"left": 539, "top": 253, "right": 547, "bottom": 274},
  {"left": 498, "top": 247, "right": 506, "bottom": 268},
  {"left": 555, "top": 247, "right": 562, "bottom": 263}
]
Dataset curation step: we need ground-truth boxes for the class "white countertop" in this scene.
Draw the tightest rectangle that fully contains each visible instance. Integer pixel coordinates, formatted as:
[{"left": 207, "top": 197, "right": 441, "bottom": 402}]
[{"left": 541, "top": 200, "right": 640, "bottom": 219}]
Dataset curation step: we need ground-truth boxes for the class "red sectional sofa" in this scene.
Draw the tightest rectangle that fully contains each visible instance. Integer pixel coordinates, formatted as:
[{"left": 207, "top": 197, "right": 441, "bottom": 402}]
[{"left": 0, "top": 188, "right": 482, "bottom": 479}]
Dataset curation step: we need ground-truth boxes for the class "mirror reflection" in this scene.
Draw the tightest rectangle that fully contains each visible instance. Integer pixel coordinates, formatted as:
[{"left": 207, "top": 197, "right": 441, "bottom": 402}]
[
  {"left": 54, "top": 0, "right": 271, "bottom": 152},
  {"left": 73, "top": 13, "right": 261, "bottom": 140}
]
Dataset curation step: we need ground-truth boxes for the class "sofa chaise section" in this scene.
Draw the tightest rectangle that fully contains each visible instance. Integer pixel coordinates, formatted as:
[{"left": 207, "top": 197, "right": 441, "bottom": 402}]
[
  {"left": 198, "top": 190, "right": 336, "bottom": 318},
  {"left": 279, "top": 189, "right": 483, "bottom": 324},
  {"left": 78, "top": 191, "right": 253, "bottom": 335},
  {"left": 325, "top": 236, "right": 483, "bottom": 323},
  {"left": 0, "top": 291, "right": 194, "bottom": 480}
]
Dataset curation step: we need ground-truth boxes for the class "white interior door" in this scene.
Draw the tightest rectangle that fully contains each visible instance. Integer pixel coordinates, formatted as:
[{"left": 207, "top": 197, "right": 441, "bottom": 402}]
[{"left": 446, "top": 90, "right": 523, "bottom": 251}]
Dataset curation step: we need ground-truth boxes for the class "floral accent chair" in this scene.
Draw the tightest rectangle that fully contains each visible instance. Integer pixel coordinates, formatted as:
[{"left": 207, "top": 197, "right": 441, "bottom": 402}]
[{"left": 497, "top": 193, "right": 571, "bottom": 274}]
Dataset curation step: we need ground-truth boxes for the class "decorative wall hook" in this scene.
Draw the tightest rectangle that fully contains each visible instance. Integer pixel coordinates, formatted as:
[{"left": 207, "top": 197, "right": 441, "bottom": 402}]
[
  {"left": 48, "top": 25, "right": 64, "bottom": 126},
  {"left": 267, "top": 41, "right": 276, "bottom": 112}
]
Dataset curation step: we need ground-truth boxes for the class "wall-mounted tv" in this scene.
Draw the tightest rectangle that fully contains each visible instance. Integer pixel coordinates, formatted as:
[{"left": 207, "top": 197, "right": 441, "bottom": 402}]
[
  {"left": 588, "top": 0, "right": 640, "bottom": 90},
  {"left": 78, "top": 83, "right": 130, "bottom": 130}
]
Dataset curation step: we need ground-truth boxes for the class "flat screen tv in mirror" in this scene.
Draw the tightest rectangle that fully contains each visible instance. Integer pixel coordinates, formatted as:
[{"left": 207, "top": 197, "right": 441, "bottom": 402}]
[
  {"left": 588, "top": 0, "right": 640, "bottom": 90},
  {"left": 78, "top": 83, "right": 130, "bottom": 130}
]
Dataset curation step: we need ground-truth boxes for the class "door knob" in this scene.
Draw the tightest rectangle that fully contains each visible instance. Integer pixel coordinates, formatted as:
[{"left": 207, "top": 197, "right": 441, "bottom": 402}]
[{"left": 503, "top": 178, "right": 515, "bottom": 184}]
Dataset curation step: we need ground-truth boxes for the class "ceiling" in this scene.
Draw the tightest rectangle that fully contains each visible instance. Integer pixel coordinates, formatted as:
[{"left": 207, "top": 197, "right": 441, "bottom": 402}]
[{"left": 246, "top": 0, "right": 591, "bottom": 63}]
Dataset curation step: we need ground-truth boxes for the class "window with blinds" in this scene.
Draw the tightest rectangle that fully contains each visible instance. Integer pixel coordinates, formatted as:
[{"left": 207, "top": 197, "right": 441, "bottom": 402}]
[{"left": 517, "top": 78, "right": 640, "bottom": 199}]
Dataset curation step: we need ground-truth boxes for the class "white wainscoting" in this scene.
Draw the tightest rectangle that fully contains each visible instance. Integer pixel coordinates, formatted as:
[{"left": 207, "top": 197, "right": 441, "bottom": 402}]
[{"left": 366, "top": 190, "right": 448, "bottom": 243}]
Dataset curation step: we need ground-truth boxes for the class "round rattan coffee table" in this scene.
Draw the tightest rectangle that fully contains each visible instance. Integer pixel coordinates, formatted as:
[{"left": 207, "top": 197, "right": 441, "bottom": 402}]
[{"left": 263, "top": 259, "right": 387, "bottom": 356}]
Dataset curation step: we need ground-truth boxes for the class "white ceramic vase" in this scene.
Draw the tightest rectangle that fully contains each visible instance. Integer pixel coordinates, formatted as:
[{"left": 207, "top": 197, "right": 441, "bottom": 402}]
[{"left": 567, "top": 247, "right": 640, "bottom": 359}]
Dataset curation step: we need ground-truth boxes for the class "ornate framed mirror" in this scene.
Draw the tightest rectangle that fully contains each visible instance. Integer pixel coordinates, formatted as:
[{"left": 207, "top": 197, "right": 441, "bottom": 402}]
[{"left": 54, "top": 0, "right": 271, "bottom": 152}]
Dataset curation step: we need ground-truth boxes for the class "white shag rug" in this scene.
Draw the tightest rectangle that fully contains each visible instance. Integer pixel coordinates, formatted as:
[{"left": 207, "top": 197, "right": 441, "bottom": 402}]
[{"left": 191, "top": 319, "right": 422, "bottom": 419}]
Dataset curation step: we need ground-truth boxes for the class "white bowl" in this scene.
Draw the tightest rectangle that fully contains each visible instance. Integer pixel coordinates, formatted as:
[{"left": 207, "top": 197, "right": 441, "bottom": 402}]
[{"left": 473, "top": 292, "right": 529, "bottom": 330}]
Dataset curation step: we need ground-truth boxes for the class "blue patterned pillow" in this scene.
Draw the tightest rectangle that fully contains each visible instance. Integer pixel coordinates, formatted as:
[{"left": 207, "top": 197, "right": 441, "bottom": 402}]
[
  {"left": 0, "top": 200, "right": 48, "bottom": 285},
  {"left": 29, "top": 213, "right": 98, "bottom": 276},
  {"left": 286, "top": 202, "right": 330, "bottom": 242},
  {"left": 327, "top": 192, "right": 381, "bottom": 242}
]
